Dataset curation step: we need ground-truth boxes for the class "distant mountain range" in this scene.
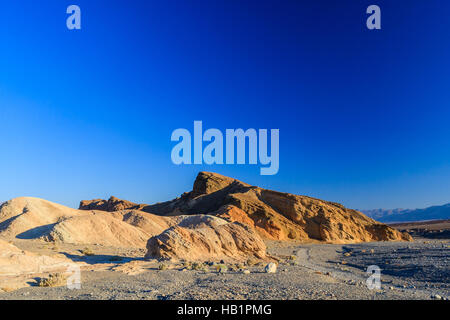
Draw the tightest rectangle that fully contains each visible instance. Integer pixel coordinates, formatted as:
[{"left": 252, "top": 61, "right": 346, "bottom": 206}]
[{"left": 361, "top": 203, "right": 450, "bottom": 223}]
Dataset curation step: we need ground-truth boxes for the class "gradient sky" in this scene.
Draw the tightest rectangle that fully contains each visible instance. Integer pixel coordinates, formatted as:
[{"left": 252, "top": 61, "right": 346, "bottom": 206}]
[{"left": 0, "top": 0, "right": 449, "bottom": 210}]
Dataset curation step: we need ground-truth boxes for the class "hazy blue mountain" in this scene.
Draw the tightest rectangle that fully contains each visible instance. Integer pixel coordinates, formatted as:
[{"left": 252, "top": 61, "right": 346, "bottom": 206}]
[{"left": 361, "top": 203, "right": 450, "bottom": 223}]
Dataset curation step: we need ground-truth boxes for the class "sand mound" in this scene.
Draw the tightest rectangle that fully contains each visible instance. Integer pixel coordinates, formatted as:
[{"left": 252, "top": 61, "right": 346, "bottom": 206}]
[
  {"left": 145, "top": 220, "right": 267, "bottom": 262},
  {"left": 0, "top": 198, "right": 168, "bottom": 248},
  {"left": 84, "top": 172, "right": 411, "bottom": 243},
  {"left": 0, "top": 197, "right": 256, "bottom": 250},
  {"left": 43, "top": 212, "right": 151, "bottom": 247},
  {"left": 0, "top": 197, "right": 87, "bottom": 239}
]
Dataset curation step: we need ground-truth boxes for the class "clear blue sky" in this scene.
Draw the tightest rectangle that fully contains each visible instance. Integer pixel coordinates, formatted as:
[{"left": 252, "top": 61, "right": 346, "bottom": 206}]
[{"left": 0, "top": 0, "right": 449, "bottom": 210}]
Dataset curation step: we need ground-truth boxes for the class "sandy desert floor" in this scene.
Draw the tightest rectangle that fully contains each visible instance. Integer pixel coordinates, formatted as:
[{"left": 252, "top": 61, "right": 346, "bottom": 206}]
[{"left": 0, "top": 236, "right": 448, "bottom": 300}]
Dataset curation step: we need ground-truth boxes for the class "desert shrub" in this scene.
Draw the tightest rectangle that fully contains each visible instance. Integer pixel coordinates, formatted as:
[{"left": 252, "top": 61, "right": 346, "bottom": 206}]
[
  {"left": 81, "top": 247, "right": 94, "bottom": 256},
  {"left": 236, "top": 263, "right": 244, "bottom": 270},
  {"left": 215, "top": 264, "right": 228, "bottom": 273},
  {"left": 158, "top": 263, "right": 167, "bottom": 270},
  {"left": 38, "top": 273, "right": 66, "bottom": 287},
  {"left": 181, "top": 261, "right": 193, "bottom": 270},
  {"left": 192, "top": 262, "right": 205, "bottom": 271},
  {"left": 246, "top": 258, "right": 259, "bottom": 267},
  {"left": 230, "top": 264, "right": 242, "bottom": 272}
]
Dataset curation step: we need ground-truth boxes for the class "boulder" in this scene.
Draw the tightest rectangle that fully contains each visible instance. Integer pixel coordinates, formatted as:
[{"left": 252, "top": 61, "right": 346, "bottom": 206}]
[
  {"left": 145, "top": 220, "right": 267, "bottom": 262},
  {"left": 264, "top": 262, "right": 277, "bottom": 273}
]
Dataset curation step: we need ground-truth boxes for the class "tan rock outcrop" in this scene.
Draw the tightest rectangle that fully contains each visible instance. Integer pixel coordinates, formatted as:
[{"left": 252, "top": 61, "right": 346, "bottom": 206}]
[
  {"left": 79, "top": 196, "right": 146, "bottom": 212},
  {"left": 117, "top": 210, "right": 175, "bottom": 235},
  {"left": 0, "top": 171, "right": 412, "bottom": 269},
  {"left": 110, "top": 172, "right": 412, "bottom": 243},
  {"left": 0, "top": 239, "right": 73, "bottom": 276},
  {"left": 145, "top": 219, "right": 267, "bottom": 262}
]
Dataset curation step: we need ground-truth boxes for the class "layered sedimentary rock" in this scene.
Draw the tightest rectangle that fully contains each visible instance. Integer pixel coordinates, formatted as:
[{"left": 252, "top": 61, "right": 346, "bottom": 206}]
[
  {"left": 0, "top": 239, "right": 72, "bottom": 276},
  {"left": 79, "top": 196, "right": 146, "bottom": 212},
  {"left": 80, "top": 172, "right": 411, "bottom": 243},
  {"left": 0, "top": 197, "right": 163, "bottom": 247},
  {"left": 43, "top": 212, "right": 151, "bottom": 247},
  {"left": 0, "top": 196, "right": 267, "bottom": 262},
  {"left": 0, "top": 171, "right": 411, "bottom": 267},
  {"left": 141, "top": 172, "right": 409, "bottom": 242},
  {"left": 145, "top": 218, "right": 267, "bottom": 262}
]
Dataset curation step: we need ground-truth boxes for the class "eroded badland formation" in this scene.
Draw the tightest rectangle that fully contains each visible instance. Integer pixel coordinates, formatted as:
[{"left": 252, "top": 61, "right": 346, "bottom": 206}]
[
  {"left": 79, "top": 172, "right": 411, "bottom": 245},
  {"left": 0, "top": 172, "right": 412, "bottom": 292}
]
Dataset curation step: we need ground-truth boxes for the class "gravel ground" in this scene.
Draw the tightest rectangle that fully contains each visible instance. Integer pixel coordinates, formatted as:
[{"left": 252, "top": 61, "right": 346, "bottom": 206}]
[{"left": 0, "top": 238, "right": 448, "bottom": 300}]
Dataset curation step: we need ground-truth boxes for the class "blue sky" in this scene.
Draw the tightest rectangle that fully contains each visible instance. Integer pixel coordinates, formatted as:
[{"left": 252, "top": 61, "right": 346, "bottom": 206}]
[{"left": 0, "top": 0, "right": 449, "bottom": 210}]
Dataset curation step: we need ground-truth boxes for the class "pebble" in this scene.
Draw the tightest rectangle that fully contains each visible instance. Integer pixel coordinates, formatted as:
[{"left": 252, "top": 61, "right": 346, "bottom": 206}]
[{"left": 264, "top": 262, "right": 277, "bottom": 273}]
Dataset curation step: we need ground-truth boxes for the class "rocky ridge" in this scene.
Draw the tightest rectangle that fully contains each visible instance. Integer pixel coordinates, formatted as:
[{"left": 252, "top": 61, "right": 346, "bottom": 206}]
[{"left": 80, "top": 172, "right": 412, "bottom": 244}]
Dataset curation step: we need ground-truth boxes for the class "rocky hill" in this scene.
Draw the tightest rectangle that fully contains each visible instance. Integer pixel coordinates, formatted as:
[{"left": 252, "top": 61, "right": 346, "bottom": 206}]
[
  {"left": 0, "top": 172, "right": 412, "bottom": 267},
  {"left": 80, "top": 172, "right": 412, "bottom": 243},
  {"left": 0, "top": 197, "right": 267, "bottom": 262}
]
